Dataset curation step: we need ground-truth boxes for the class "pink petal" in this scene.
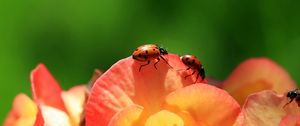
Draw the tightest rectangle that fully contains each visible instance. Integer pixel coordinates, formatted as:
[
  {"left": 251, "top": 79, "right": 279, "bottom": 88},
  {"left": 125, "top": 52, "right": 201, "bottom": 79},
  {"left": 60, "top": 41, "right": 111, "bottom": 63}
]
[
  {"left": 234, "top": 90, "right": 300, "bottom": 126},
  {"left": 86, "top": 83, "right": 134, "bottom": 126},
  {"left": 30, "top": 64, "right": 67, "bottom": 112},
  {"left": 86, "top": 54, "right": 204, "bottom": 126},
  {"left": 222, "top": 58, "right": 297, "bottom": 105},
  {"left": 164, "top": 84, "right": 241, "bottom": 126}
]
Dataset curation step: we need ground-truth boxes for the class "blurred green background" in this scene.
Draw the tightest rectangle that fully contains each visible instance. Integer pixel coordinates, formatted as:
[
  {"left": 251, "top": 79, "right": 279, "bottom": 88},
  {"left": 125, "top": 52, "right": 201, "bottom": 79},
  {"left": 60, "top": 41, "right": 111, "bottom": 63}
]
[{"left": 1, "top": 0, "right": 300, "bottom": 122}]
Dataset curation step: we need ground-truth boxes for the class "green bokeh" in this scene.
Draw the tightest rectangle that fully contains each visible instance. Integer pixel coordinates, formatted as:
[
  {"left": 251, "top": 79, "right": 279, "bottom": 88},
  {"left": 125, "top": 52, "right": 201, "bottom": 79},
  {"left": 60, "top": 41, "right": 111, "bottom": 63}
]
[{"left": 1, "top": 0, "right": 300, "bottom": 123}]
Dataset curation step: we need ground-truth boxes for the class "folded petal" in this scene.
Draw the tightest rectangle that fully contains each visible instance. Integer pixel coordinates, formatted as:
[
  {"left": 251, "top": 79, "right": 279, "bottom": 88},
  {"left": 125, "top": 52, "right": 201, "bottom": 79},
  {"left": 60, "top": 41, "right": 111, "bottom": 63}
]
[
  {"left": 108, "top": 104, "right": 143, "bottom": 126},
  {"left": 35, "top": 105, "right": 72, "bottom": 126},
  {"left": 234, "top": 90, "right": 300, "bottom": 126},
  {"left": 222, "top": 58, "right": 297, "bottom": 105},
  {"left": 30, "top": 64, "right": 67, "bottom": 112},
  {"left": 145, "top": 110, "right": 184, "bottom": 126},
  {"left": 86, "top": 54, "right": 201, "bottom": 126},
  {"left": 34, "top": 108, "right": 44, "bottom": 126},
  {"left": 164, "top": 84, "right": 240, "bottom": 126},
  {"left": 4, "top": 93, "right": 37, "bottom": 126},
  {"left": 62, "top": 85, "right": 87, "bottom": 124},
  {"left": 87, "top": 69, "right": 103, "bottom": 89}
]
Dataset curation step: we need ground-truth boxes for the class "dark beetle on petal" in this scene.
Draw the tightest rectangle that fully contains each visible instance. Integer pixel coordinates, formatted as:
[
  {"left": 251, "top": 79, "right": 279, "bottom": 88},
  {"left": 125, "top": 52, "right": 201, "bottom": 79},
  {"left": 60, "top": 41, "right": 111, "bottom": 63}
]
[
  {"left": 283, "top": 89, "right": 300, "bottom": 108},
  {"left": 180, "top": 54, "right": 206, "bottom": 83},
  {"left": 132, "top": 44, "right": 172, "bottom": 71}
]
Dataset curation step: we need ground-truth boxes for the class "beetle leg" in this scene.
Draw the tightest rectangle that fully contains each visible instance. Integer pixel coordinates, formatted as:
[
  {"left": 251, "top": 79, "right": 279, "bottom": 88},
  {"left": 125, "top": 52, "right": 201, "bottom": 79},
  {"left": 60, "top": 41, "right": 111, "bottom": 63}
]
[
  {"left": 176, "top": 67, "right": 191, "bottom": 71},
  {"left": 139, "top": 60, "right": 150, "bottom": 72},
  {"left": 154, "top": 57, "right": 160, "bottom": 70},
  {"left": 194, "top": 72, "right": 200, "bottom": 84},
  {"left": 184, "top": 70, "right": 196, "bottom": 80},
  {"left": 283, "top": 98, "right": 294, "bottom": 108},
  {"left": 200, "top": 67, "right": 206, "bottom": 80}
]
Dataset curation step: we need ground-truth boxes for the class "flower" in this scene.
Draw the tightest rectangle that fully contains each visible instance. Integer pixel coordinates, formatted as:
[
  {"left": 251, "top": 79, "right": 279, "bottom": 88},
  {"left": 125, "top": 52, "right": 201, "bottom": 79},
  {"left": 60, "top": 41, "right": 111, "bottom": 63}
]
[
  {"left": 4, "top": 54, "right": 300, "bottom": 126},
  {"left": 221, "top": 58, "right": 297, "bottom": 105},
  {"left": 221, "top": 58, "right": 300, "bottom": 126},
  {"left": 85, "top": 54, "right": 241, "bottom": 126},
  {"left": 4, "top": 64, "right": 87, "bottom": 126}
]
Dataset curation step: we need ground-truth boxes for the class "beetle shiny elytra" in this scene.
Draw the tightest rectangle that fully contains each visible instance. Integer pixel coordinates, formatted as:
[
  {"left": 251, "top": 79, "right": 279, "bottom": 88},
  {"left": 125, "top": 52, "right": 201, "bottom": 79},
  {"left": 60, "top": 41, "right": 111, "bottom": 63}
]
[
  {"left": 180, "top": 54, "right": 205, "bottom": 83},
  {"left": 132, "top": 44, "right": 172, "bottom": 71}
]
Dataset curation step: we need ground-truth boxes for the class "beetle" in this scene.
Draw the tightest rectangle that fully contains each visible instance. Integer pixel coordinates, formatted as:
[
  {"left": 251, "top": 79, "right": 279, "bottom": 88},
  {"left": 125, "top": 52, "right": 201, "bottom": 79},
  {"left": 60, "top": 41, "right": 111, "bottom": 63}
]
[
  {"left": 180, "top": 54, "right": 205, "bottom": 83},
  {"left": 132, "top": 44, "right": 172, "bottom": 71},
  {"left": 283, "top": 89, "right": 300, "bottom": 108}
]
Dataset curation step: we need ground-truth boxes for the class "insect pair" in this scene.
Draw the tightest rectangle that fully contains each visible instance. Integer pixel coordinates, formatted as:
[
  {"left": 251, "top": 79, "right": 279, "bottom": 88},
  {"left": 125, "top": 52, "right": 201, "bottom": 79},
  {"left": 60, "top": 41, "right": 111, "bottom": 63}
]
[{"left": 132, "top": 44, "right": 205, "bottom": 83}]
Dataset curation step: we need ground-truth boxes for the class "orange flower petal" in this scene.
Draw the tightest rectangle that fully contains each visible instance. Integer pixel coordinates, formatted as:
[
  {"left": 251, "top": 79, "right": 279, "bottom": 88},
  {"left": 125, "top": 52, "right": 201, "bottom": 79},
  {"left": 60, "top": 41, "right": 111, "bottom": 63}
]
[
  {"left": 222, "top": 58, "right": 297, "bottom": 105},
  {"left": 4, "top": 93, "right": 37, "bottom": 126},
  {"left": 234, "top": 90, "right": 300, "bottom": 126},
  {"left": 144, "top": 110, "right": 184, "bottom": 126},
  {"left": 62, "top": 85, "right": 87, "bottom": 124},
  {"left": 30, "top": 64, "right": 67, "bottom": 112},
  {"left": 86, "top": 54, "right": 205, "bottom": 126},
  {"left": 108, "top": 104, "right": 143, "bottom": 126},
  {"left": 164, "top": 84, "right": 240, "bottom": 126}
]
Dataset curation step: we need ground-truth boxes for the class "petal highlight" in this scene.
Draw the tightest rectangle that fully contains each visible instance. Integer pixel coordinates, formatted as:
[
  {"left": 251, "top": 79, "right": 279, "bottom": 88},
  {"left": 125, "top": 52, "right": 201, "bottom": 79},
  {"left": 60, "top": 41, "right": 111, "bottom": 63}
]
[
  {"left": 144, "top": 110, "right": 184, "bottom": 126},
  {"left": 38, "top": 105, "right": 72, "bottom": 126},
  {"left": 62, "top": 85, "right": 87, "bottom": 124}
]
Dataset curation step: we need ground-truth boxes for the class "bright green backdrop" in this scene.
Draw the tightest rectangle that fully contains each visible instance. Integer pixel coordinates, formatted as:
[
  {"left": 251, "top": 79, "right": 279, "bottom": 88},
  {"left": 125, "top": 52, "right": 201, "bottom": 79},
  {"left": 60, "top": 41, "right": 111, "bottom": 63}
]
[{"left": 1, "top": 0, "right": 300, "bottom": 123}]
